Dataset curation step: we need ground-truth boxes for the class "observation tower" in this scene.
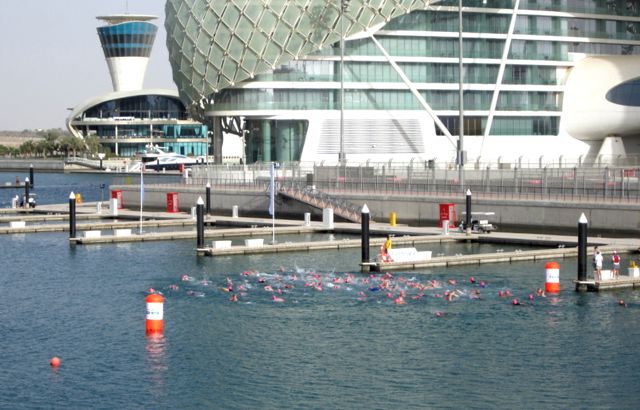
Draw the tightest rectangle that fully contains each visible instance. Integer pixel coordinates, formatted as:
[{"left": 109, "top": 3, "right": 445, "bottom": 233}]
[{"left": 96, "top": 14, "right": 158, "bottom": 92}]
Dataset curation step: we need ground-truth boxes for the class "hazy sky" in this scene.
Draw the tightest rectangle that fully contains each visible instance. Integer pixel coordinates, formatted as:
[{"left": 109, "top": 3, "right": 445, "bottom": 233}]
[{"left": 0, "top": 0, "right": 175, "bottom": 131}]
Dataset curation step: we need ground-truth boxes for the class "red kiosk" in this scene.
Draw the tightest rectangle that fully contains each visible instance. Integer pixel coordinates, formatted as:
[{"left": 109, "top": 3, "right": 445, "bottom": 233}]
[
  {"left": 111, "top": 189, "right": 124, "bottom": 209},
  {"left": 167, "top": 192, "right": 179, "bottom": 213},
  {"left": 439, "top": 203, "right": 457, "bottom": 228}
]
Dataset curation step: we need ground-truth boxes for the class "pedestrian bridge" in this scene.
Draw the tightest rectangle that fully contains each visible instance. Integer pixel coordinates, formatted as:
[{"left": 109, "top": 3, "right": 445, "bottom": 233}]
[{"left": 278, "top": 186, "right": 370, "bottom": 224}]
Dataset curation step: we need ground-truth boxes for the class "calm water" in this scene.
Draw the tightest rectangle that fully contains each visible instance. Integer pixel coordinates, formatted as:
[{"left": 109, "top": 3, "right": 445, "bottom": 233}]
[{"left": 1, "top": 173, "right": 639, "bottom": 409}]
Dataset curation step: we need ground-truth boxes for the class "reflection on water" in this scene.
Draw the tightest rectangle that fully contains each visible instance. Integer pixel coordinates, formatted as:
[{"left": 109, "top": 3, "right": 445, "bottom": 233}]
[{"left": 145, "top": 334, "right": 167, "bottom": 392}]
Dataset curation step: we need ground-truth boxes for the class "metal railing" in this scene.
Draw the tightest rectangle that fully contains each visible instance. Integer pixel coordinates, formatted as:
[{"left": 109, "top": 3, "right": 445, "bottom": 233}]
[
  {"left": 191, "top": 162, "right": 640, "bottom": 203},
  {"left": 110, "top": 160, "right": 640, "bottom": 204}
]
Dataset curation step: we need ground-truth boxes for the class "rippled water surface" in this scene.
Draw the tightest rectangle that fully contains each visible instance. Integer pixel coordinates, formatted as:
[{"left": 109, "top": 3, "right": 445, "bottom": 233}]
[{"left": 1, "top": 173, "right": 639, "bottom": 409}]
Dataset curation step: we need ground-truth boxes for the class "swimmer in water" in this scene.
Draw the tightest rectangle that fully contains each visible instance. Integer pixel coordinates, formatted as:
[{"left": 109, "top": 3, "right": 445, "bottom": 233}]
[{"left": 230, "top": 294, "right": 238, "bottom": 302}]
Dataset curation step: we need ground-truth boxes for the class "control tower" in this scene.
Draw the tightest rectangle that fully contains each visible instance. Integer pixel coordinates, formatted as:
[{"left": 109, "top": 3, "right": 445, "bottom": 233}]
[{"left": 96, "top": 15, "right": 158, "bottom": 92}]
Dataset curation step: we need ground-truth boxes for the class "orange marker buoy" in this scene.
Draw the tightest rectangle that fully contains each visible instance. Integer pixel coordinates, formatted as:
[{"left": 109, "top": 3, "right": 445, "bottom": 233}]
[
  {"left": 545, "top": 261, "right": 560, "bottom": 293},
  {"left": 145, "top": 293, "right": 165, "bottom": 334},
  {"left": 50, "top": 356, "right": 61, "bottom": 367}
]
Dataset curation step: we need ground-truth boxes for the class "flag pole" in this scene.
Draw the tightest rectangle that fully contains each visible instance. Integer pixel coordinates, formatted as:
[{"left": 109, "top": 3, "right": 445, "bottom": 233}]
[
  {"left": 139, "top": 164, "right": 144, "bottom": 235},
  {"left": 269, "top": 162, "right": 275, "bottom": 244}
]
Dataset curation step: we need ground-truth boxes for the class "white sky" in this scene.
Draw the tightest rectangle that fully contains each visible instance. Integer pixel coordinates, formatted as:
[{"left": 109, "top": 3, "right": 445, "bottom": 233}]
[{"left": 0, "top": 0, "right": 175, "bottom": 131}]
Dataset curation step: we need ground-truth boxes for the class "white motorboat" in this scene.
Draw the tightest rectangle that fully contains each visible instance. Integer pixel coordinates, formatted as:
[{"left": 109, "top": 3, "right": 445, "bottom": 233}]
[{"left": 135, "top": 145, "right": 202, "bottom": 171}]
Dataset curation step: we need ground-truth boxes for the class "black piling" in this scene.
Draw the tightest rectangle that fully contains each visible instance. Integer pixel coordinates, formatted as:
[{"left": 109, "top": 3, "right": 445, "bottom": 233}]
[
  {"left": 465, "top": 189, "right": 472, "bottom": 230},
  {"left": 205, "top": 182, "right": 211, "bottom": 215},
  {"left": 577, "top": 213, "right": 588, "bottom": 289},
  {"left": 29, "top": 164, "right": 34, "bottom": 187},
  {"left": 196, "top": 196, "right": 205, "bottom": 249},
  {"left": 361, "top": 204, "right": 370, "bottom": 263},
  {"left": 69, "top": 192, "right": 76, "bottom": 239},
  {"left": 24, "top": 177, "right": 30, "bottom": 207}
]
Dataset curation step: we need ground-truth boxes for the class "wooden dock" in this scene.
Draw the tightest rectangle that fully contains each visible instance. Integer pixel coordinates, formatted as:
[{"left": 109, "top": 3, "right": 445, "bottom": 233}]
[
  {"left": 70, "top": 225, "right": 318, "bottom": 245},
  {"left": 196, "top": 234, "right": 458, "bottom": 256},
  {"left": 575, "top": 277, "right": 640, "bottom": 292},
  {"left": 362, "top": 243, "right": 640, "bottom": 272}
]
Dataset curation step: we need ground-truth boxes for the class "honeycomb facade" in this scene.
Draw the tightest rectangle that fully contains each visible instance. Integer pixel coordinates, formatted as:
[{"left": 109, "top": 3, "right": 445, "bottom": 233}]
[{"left": 165, "top": 0, "right": 432, "bottom": 106}]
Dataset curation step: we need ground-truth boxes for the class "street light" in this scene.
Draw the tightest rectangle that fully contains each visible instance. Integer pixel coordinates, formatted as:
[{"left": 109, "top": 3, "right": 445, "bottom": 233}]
[
  {"left": 458, "top": 0, "right": 465, "bottom": 190},
  {"left": 97, "top": 152, "right": 105, "bottom": 170},
  {"left": 338, "top": 0, "right": 350, "bottom": 163}
]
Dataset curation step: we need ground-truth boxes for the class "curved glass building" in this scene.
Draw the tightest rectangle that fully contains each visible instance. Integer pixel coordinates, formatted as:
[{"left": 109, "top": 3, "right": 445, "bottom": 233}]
[
  {"left": 165, "top": 0, "right": 640, "bottom": 165},
  {"left": 67, "top": 14, "right": 207, "bottom": 158}
]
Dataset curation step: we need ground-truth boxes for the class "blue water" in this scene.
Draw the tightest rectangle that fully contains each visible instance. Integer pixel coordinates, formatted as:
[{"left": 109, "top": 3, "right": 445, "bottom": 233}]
[
  {"left": 0, "top": 171, "right": 114, "bottom": 207},
  {"left": 1, "top": 173, "right": 640, "bottom": 409}
]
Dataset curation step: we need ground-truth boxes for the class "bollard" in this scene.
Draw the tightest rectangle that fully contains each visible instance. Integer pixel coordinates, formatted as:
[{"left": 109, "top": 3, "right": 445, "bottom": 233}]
[
  {"left": 361, "top": 204, "right": 370, "bottom": 263},
  {"left": 11, "top": 195, "right": 18, "bottom": 209},
  {"left": 577, "top": 213, "right": 588, "bottom": 285},
  {"left": 110, "top": 198, "right": 119, "bottom": 216},
  {"left": 323, "top": 208, "right": 334, "bottom": 229},
  {"left": 545, "top": 261, "right": 560, "bottom": 293},
  {"left": 196, "top": 196, "right": 205, "bottom": 249},
  {"left": 389, "top": 212, "right": 397, "bottom": 226},
  {"left": 465, "top": 189, "right": 472, "bottom": 234},
  {"left": 232, "top": 205, "right": 238, "bottom": 218},
  {"left": 205, "top": 182, "right": 211, "bottom": 215},
  {"left": 304, "top": 212, "right": 311, "bottom": 226},
  {"left": 69, "top": 192, "right": 76, "bottom": 238},
  {"left": 29, "top": 164, "right": 34, "bottom": 188},
  {"left": 442, "top": 219, "right": 449, "bottom": 235},
  {"left": 145, "top": 293, "right": 164, "bottom": 334},
  {"left": 24, "top": 177, "right": 30, "bottom": 208}
]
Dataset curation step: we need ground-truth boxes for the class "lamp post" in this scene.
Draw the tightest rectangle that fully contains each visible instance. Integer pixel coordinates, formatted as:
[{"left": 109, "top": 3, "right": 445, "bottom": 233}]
[
  {"left": 338, "top": 0, "right": 350, "bottom": 163},
  {"left": 458, "top": 0, "right": 465, "bottom": 190},
  {"left": 97, "top": 152, "right": 105, "bottom": 170}
]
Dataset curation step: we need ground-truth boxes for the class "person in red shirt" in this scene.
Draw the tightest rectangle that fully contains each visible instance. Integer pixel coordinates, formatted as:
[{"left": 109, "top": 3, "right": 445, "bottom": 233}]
[{"left": 612, "top": 251, "right": 621, "bottom": 279}]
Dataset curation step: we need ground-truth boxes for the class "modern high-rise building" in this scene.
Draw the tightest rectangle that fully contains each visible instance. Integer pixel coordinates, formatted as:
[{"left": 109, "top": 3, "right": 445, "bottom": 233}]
[
  {"left": 164, "top": 0, "right": 640, "bottom": 166},
  {"left": 67, "top": 14, "right": 207, "bottom": 158}
]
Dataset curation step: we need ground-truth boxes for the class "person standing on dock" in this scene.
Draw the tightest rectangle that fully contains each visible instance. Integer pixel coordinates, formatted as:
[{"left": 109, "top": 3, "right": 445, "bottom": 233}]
[
  {"left": 384, "top": 234, "right": 392, "bottom": 252},
  {"left": 612, "top": 251, "right": 620, "bottom": 279},
  {"left": 593, "top": 247, "right": 603, "bottom": 281}
]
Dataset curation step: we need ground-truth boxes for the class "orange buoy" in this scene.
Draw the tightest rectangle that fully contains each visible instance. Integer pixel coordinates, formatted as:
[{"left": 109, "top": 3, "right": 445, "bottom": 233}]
[
  {"left": 50, "top": 356, "right": 61, "bottom": 367},
  {"left": 545, "top": 261, "right": 560, "bottom": 293},
  {"left": 145, "top": 293, "right": 165, "bottom": 334}
]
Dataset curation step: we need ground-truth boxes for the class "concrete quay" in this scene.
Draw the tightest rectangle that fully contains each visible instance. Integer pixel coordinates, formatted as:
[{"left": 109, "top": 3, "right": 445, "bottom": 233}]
[{"left": 109, "top": 182, "right": 640, "bottom": 233}]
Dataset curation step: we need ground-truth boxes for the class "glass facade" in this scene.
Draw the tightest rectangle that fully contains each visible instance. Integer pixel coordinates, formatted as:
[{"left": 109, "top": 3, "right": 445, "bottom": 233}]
[
  {"left": 97, "top": 22, "right": 157, "bottom": 58},
  {"left": 166, "top": 0, "right": 640, "bottom": 162},
  {"left": 245, "top": 120, "right": 308, "bottom": 163},
  {"left": 606, "top": 78, "right": 640, "bottom": 106},
  {"left": 83, "top": 95, "right": 188, "bottom": 120},
  {"left": 71, "top": 94, "right": 207, "bottom": 158}
]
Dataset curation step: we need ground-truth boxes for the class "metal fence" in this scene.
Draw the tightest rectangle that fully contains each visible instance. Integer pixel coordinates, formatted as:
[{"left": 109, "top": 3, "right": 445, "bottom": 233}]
[{"left": 180, "top": 161, "right": 640, "bottom": 204}]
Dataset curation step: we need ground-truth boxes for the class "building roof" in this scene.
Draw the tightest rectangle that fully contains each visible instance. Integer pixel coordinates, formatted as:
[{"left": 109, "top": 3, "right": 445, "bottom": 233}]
[
  {"left": 66, "top": 89, "right": 184, "bottom": 138},
  {"left": 97, "top": 14, "right": 158, "bottom": 25}
]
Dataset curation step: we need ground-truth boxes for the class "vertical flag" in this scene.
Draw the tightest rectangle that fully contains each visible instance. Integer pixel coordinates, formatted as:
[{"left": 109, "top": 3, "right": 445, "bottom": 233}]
[
  {"left": 139, "top": 165, "right": 144, "bottom": 234},
  {"left": 268, "top": 162, "right": 275, "bottom": 216},
  {"left": 140, "top": 167, "right": 145, "bottom": 206}
]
